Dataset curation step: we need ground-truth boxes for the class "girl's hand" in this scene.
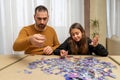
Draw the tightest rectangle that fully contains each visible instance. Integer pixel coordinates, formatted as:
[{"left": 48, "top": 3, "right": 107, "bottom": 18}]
[
  {"left": 90, "top": 35, "right": 99, "bottom": 47},
  {"left": 60, "top": 50, "right": 68, "bottom": 57}
]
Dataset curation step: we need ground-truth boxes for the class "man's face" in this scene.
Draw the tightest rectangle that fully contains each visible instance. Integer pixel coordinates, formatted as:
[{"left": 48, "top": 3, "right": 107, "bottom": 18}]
[{"left": 34, "top": 11, "right": 49, "bottom": 31}]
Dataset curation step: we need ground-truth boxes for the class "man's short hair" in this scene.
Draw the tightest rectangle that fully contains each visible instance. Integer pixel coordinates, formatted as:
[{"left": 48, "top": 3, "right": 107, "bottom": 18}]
[{"left": 35, "top": 5, "right": 48, "bottom": 14}]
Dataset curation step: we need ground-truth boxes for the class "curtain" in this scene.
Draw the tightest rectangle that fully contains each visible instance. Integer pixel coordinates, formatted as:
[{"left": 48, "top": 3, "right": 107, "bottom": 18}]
[
  {"left": 0, "top": 0, "right": 35, "bottom": 54},
  {"left": 0, "top": 0, "right": 84, "bottom": 54},
  {"left": 106, "top": 0, "right": 120, "bottom": 38}
]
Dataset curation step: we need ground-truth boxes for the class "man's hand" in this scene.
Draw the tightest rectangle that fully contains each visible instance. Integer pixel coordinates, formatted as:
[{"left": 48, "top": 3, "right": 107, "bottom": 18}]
[
  {"left": 43, "top": 46, "right": 53, "bottom": 55},
  {"left": 29, "top": 34, "right": 46, "bottom": 47}
]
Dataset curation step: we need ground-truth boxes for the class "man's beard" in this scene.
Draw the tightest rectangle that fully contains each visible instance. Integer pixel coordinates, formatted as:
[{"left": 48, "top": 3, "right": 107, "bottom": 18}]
[{"left": 37, "top": 24, "right": 46, "bottom": 30}]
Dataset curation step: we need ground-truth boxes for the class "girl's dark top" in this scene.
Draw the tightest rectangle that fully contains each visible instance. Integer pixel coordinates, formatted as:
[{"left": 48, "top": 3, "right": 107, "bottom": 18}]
[{"left": 53, "top": 37, "right": 108, "bottom": 56}]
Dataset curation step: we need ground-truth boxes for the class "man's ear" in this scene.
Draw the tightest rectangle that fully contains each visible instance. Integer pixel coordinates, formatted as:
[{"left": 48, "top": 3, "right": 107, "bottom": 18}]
[{"left": 48, "top": 15, "right": 49, "bottom": 19}]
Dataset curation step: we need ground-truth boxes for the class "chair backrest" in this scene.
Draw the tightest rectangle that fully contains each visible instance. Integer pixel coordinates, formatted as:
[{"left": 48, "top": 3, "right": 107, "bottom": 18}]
[{"left": 106, "top": 35, "right": 120, "bottom": 55}]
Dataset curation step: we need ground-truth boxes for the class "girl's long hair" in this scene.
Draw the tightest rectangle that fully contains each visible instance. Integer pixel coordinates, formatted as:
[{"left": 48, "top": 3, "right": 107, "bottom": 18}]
[{"left": 68, "top": 23, "right": 88, "bottom": 55}]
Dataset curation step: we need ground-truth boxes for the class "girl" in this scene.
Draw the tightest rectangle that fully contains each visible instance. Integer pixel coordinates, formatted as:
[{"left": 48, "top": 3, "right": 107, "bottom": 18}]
[{"left": 53, "top": 23, "right": 108, "bottom": 57}]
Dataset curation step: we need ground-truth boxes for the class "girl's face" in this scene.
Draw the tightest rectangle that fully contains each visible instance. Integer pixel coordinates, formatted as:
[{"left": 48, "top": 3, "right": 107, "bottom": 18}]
[{"left": 71, "top": 28, "right": 82, "bottom": 42}]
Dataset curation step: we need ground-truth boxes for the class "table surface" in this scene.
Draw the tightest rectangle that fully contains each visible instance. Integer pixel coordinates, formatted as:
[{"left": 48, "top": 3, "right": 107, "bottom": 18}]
[
  {"left": 0, "top": 54, "right": 27, "bottom": 71},
  {"left": 109, "top": 55, "right": 120, "bottom": 65},
  {"left": 0, "top": 55, "right": 120, "bottom": 80}
]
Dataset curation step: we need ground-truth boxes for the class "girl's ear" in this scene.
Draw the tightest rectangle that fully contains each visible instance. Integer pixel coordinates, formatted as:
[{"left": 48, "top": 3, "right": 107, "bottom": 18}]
[{"left": 34, "top": 14, "right": 36, "bottom": 20}]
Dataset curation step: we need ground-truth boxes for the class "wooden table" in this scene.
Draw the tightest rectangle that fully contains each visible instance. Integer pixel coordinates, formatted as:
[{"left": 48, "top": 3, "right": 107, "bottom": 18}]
[
  {"left": 0, "top": 55, "right": 120, "bottom": 80},
  {"left": 109, "top": 55, "right": 120, "bottom": 65},
  {"left": 0, "top": 54, "right": 27, "bottom": 71}
]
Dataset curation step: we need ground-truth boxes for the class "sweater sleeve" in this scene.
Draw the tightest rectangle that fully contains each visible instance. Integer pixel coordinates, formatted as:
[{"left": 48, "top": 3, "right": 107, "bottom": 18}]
[
  {"left": 88, "top": 38, "right": 108, "bottom": 57},
  {"left": 51, "top": 28, "right": 60, "bottom": 51},
  {"left": 91, "top": 44, "right": 108, "bottom": 56},
  {"left": 53, "top": 38, "right": 69, "bottom": 55},
  {"left": 13, "top": 27, "right": 31, "bottom": 51}
]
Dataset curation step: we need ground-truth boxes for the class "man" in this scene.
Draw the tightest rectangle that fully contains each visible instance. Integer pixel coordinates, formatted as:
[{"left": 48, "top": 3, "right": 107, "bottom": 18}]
[{"left": 13, "top": 5, "right": 60, "bottom": 55}]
